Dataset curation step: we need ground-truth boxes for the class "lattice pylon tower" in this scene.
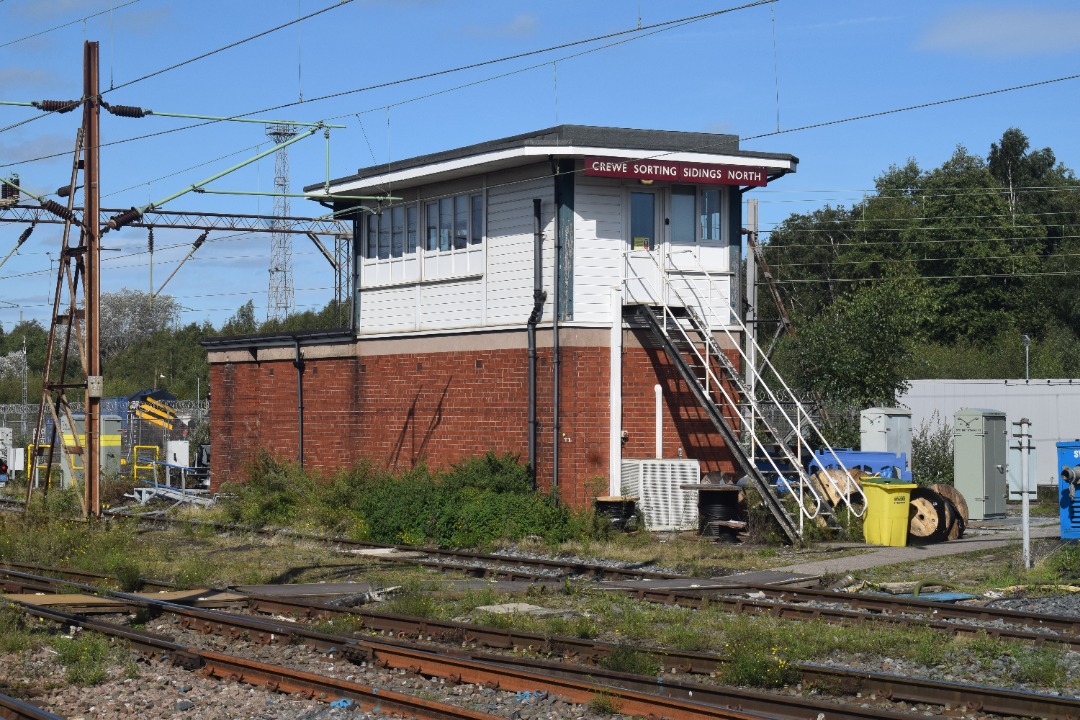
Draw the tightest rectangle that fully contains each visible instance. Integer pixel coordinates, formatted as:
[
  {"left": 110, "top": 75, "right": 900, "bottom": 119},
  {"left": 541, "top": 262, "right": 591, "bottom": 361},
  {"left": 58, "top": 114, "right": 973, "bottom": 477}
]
[{"left": 266, "top": 123, "right": 298, "bottom": 321}]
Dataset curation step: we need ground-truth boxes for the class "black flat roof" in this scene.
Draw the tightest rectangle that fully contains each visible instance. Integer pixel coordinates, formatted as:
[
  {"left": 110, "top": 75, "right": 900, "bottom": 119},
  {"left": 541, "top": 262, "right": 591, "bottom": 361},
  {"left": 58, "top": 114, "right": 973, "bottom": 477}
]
[{"left": 305, "top": 124, "right": 797, "bottom": 193}]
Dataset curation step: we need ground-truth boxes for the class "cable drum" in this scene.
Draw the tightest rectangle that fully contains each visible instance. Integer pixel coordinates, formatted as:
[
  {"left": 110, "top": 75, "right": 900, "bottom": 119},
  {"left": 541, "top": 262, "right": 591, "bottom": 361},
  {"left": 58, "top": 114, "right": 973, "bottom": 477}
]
[
  {"left": 698, "top": 488, "right": 741, "bottom": 541},
  {"left": 594, "top": 497, "right": 637, "bottom": 531},
  {"left": 908, "top": 487, "right": 953, "bottom": 544}
]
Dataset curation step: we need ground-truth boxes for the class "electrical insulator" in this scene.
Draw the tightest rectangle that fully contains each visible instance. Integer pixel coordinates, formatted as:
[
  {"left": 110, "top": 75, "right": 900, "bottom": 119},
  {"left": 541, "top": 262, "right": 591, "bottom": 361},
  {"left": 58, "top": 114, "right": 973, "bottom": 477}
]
[
  {"left": 40, "top": 199, "right": 75, "bottom": 221},
  {"left": 1, "top": 175, "right": 18, "bottom": 201},
  {"left": 17, "top": 223, "right": 35, "bottom": 246},
  {"left": 107, "top": 207, "right": 142, "bottom": 230},
  {"left": 148, "top": 227, "right": 155, "bottom": 254},
  {"left": 33, "top": 99, "right": 81, "bottom": 113},
  {"left": 102, "top": 102, "right": 146, "bottom": 118},
  {"left": 193, "top": 230, "right": 209, "bottom": 250}
]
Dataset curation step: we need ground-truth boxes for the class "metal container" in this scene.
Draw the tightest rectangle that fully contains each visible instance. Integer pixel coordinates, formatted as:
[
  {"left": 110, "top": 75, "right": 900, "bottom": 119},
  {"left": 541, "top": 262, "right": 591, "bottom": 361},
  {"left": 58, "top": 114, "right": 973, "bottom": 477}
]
[
  {"left": 1057, "top": 440, "right": 1080, "bottom": 540},
  {"left": 953, "top": 408, "right": 1007, "bottom": 520}
]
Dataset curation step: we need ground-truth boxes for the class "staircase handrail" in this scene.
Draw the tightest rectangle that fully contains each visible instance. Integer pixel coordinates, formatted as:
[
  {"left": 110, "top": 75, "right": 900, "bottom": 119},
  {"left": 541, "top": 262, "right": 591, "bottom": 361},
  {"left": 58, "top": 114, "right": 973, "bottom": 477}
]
[
  {"left": 623, "top": 256, "right": 827, "bottom": 529},
  {"left": 661, "top": 249, "right": 866, "bottom": 515}
]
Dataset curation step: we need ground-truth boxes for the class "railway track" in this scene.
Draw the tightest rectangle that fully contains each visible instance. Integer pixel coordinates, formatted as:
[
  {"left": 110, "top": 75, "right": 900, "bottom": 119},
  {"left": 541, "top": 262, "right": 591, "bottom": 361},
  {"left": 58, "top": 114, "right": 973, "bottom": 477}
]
[
  {"left": 3, "top": 565, "right": 1078, "bottom": 719},
  {"left": 0, "top": 692, "right": 64, "bottom": 720}
]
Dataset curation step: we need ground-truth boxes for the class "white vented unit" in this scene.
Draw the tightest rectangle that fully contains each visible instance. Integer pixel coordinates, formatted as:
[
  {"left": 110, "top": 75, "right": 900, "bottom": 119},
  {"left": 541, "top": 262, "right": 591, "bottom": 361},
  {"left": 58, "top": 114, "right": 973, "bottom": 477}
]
[{"left": 620, "top": 459, "right": 700, "bottom": 531}]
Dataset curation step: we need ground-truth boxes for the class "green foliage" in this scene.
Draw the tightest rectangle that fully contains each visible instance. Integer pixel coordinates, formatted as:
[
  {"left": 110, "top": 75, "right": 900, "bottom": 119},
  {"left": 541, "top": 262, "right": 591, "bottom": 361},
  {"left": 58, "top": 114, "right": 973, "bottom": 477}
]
[
  {"left": 0, "top": 606, "right": 37, "bottom": 653},
  {"left": 216, "top": 450, "right": 582, "bottom": 549},
  {"left": 597, "top": 646, "right": 661, "bottom": 676},
  {"left": 49, "top": 631, "right": 113, "bottom": 685},
  {"left": 911, "top": 411, "right": 954, "bottom": 486},
  {"left": 763, "top": 128, "right": 1080, "bottom": 390},
  {"left": 218, "top": 451, "right": 318, "bottom": 527}
]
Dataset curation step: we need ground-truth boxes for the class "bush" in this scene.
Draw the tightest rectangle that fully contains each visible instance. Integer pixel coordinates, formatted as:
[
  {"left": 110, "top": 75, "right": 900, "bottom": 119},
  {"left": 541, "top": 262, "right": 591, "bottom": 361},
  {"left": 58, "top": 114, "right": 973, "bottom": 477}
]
[
  {"left": 911, "top": 411, "right": 954, "bottom": 487},
  {"left": 216, "top": 450, "right": 583, "bottom": 549},
  {"left": 218, "top": 452, "right": 317, "bottom": 527}
]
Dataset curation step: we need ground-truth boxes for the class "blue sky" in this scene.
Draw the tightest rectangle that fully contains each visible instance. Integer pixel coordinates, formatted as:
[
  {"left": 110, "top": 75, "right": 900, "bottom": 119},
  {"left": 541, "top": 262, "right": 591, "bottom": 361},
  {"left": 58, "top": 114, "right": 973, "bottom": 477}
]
[{"left": 1, "top": 0, "right": 1079, "bottom": 330}]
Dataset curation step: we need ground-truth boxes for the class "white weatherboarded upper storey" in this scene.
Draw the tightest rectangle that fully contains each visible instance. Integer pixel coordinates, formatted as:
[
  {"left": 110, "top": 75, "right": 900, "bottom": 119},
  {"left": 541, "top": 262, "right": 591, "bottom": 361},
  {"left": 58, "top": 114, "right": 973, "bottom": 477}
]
[{"left": 306, "top": 126, "right": 797, "bottom": 336}]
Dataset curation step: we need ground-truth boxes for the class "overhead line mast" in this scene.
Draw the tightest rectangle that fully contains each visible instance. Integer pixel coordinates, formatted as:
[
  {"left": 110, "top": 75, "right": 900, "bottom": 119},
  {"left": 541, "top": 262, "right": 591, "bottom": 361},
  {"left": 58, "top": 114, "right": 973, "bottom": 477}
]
[{"left": 266, "top": 123, "right": 298, "bottom": 321}]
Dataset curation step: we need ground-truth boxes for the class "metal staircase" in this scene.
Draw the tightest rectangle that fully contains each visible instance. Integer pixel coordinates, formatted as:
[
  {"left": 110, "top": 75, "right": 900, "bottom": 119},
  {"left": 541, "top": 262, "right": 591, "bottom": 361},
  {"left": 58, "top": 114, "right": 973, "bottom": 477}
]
[{"left": 626, "top": 250, "right": 865, "bottom": 543}]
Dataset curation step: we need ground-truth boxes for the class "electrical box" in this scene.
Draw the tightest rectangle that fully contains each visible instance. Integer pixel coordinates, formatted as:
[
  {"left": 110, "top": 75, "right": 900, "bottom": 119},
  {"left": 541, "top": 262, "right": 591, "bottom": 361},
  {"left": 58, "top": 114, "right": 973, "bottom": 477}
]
[
  {"left": 860, "top": 407, "right": 913, "bottom": 463},
  {"left": 1057, "top": 440, "right": 1080, "bottom": 540},
  {"left": 953, "top": 408, "right": 1008, "bottom": 520},
  {"left": 59, "top": 414, "right": 125, "bottom": 487},
  {"left": 166, "top": 440, "right": 190, "bottom": 467},
  {"left": 621, "top": 459, "right": 699, "bottom": 531}
]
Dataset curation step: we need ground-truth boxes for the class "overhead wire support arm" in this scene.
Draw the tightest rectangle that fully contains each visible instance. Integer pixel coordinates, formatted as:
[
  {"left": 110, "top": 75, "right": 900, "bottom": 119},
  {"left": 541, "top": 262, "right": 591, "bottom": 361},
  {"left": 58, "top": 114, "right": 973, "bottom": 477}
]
[
  {"left": 105, "top": 123, "right": 324, "bottom": 231},
  {"left": 0, "top": 177, "right": 79, "bottom": 222},
  {"left": 154, "top": 230, "right": 209, "bottom": 296},
  {"left": 99, "top": 103, "right": 345, "bottom": 129}
]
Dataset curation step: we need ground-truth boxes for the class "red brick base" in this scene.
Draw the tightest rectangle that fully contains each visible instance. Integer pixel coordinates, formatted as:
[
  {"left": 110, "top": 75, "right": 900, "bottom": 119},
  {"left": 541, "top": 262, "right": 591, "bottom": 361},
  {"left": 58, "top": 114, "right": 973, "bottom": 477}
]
[{"left": 209, "top": 332, "right": 739, "bottom": 510}]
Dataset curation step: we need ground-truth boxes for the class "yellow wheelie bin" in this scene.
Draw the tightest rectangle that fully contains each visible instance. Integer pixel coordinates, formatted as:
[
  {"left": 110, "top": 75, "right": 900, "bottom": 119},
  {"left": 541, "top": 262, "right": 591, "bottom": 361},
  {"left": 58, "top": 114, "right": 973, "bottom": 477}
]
[{"left": 861, "top": 479, "right": 917, "bottom": 546}]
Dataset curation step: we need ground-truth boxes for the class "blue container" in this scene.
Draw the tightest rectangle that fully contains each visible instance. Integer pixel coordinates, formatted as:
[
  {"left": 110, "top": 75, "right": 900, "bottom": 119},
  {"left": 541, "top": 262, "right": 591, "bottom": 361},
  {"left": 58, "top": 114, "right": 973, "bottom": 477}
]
[
  {"left": 1057, "top": 440, "right": 1080, "bottom": 540},
  {"left": 809, "top": 448, "right": 913, "bottom": 482}
]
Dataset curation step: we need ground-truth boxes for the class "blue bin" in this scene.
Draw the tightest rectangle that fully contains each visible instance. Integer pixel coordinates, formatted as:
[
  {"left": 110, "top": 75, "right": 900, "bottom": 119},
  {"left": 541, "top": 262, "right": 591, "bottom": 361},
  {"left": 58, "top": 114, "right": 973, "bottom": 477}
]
[
  {"left": 1057, "top": 441, "right": 1080, "bottom": 540},
  {"left": 808, "top": 448, "right": 912, "bottom": 482}
]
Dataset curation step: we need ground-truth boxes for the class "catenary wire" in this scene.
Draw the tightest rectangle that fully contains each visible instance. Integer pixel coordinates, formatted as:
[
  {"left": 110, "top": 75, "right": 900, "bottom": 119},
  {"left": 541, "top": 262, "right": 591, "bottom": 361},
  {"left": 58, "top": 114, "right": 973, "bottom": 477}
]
[{"left": 0, "top": 0, "right": 143, "bottom": 49}]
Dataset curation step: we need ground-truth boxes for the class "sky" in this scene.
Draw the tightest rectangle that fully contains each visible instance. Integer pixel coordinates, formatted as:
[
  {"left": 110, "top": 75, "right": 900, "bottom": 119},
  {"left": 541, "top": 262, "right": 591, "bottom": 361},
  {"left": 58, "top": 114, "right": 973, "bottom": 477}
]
[{"left": 1, "top": 0, "right": 1079, "bottom": 331}]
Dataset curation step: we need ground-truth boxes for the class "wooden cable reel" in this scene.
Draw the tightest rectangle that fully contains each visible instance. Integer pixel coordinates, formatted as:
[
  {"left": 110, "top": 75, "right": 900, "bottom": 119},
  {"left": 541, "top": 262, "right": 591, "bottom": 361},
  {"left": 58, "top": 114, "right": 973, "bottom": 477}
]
[{"left": 908, "top": 486, "right": 966, "bottom": 544}]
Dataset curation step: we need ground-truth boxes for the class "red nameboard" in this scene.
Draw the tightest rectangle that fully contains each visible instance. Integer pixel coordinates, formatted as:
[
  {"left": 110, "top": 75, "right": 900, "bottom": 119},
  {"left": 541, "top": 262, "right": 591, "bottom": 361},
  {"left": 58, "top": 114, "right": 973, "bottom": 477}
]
[{"left": 584, "top": 156, "right": 770, "bottom": 187}]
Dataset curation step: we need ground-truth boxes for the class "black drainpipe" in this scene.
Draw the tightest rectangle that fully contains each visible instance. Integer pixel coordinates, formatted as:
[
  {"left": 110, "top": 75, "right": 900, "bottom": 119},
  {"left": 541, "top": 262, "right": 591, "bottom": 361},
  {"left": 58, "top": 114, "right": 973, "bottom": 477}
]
[
  {"left": 527, "top": 199, "right": 547, "bottom": 491},
  {"left": 550, "top": 159, "right": 562, "bottom": 503},
  {"left": 293, "top": 338, "right": 305, "bottom": 468}
]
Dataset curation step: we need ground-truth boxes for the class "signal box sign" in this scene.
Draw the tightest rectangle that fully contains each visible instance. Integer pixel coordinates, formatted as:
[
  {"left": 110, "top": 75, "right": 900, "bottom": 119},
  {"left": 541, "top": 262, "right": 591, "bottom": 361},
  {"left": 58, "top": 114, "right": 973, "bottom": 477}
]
[{"left": 584, "top": 156, "right": 769, "bottom": 187}]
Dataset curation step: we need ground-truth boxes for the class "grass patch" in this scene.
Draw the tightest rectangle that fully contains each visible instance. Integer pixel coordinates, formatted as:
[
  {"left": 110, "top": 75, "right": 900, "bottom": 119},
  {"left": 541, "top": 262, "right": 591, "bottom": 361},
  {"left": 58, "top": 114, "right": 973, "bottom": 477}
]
[
  {"left": 49, "top": 631, "right": 115, "bottom": 686},
  {"left": 597, "top": 646, "right": 661, "bottom": 676}
]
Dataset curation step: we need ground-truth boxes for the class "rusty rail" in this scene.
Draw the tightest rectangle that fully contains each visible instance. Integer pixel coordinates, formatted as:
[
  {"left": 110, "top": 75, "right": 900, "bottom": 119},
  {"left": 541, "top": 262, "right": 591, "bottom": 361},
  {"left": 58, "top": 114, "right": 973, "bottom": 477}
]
[{"left": 0, "top": 692, "right": 65, "bottom": 720}]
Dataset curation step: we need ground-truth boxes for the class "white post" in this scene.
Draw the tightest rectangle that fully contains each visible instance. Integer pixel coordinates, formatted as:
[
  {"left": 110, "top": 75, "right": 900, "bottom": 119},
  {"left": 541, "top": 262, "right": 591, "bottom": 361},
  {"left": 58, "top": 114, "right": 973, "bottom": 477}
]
[
  {"left": 609, "top": 286, "right": 623, "bottom": 496},
  {"left": 654, "top": 384, "right": 663, "bottom": 459},
  {"left": 1020, "top": 417, "right": 1032, "bottom": 569}
]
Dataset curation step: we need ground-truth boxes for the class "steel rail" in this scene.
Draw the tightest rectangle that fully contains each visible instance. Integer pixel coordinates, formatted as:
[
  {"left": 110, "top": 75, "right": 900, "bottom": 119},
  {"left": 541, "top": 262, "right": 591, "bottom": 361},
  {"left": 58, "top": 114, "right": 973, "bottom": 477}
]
[
  {"left": 10, "top": 594, "right": 770, "bottom": 720},
  {"left": 0, "top": 692, "right": 65, "bottom": 720},
  {"left": 237, "top": 591, "right": 1080, "bottom": 720},
  {"left": 0, "top": 560, "right": 176, "bottom": 592},
  {"left": 622, "top": 585, "right": 1080, "bottom": 649},
  {"left": 6, "top": 567, "right": 1079, "bottom": 720},
  {"left": 119, "top": 512, "right": 686, "bottom": 581},
  {"left": 728, "top": 583, "right": 1080, "bottom": 636},
  {"left": 5, "top": 600, "right": 505, "bottom": 720}
]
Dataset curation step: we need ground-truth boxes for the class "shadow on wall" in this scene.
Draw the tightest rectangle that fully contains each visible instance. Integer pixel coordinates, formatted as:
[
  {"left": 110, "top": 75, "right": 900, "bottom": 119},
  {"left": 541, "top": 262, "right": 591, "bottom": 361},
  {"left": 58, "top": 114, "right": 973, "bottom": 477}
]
[{"left": 389, "top": 378, "right": 451, "bottom": 468}]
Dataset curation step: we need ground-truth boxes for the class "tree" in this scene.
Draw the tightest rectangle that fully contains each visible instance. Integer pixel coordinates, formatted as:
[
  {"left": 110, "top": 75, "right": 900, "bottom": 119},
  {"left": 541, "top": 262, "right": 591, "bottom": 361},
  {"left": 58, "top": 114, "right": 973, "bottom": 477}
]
[
  {"left": 219, "top": 300, "right": 258, "bottom": 336},
  {"left": 100, "top": 289, "right": 180, "bottom": 362}
]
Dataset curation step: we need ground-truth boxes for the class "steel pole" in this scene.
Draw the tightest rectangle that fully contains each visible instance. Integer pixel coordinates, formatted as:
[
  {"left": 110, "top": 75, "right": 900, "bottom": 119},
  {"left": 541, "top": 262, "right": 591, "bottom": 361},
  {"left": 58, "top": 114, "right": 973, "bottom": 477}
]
[{"left": 83, "top": 41, "right": 101, "bottom": 518}]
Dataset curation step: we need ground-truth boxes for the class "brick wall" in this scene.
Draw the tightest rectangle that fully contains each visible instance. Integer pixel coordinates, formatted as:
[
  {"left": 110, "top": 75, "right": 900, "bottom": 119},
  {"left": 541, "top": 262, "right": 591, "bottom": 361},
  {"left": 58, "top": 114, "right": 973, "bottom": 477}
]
[{"left": 209, "top": 332, "right": 738, "bottom": 508}]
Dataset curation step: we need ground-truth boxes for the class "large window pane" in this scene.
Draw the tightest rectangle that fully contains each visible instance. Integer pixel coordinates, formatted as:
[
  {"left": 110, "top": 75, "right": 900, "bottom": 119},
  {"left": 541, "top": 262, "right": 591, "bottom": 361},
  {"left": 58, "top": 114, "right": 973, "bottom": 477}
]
[
  {"left": 700, "top": 188, "right": 721, "bottom": 241},
  {"left": 630, "top": 191, "right": 656, "bottom": 251},
  {"left": 671, "top": 185, "right": 695, "bottom": 245},
  {"left": 454, "top": 195, "right": 468, "bottom": 250},
  {"left": 439, "top": 197, "right": 453, "bottom": 251},
  {"left": 406, "top": 206, "right": 418, "bottom": 254},
  {"left": 391, "top": 206, "right": 404, "bottom": 258},
  {"left": 378, "top": 211, "right": 391, "bottom": 259},
  {"left": 426, "top": 202, "right": 438, "bottom": 252},
  {"left": 470, "top": 194, "right": 483, "bottom": 245},
  {"left": 366, "top": 214, "right": 378, "bottom": 259}
]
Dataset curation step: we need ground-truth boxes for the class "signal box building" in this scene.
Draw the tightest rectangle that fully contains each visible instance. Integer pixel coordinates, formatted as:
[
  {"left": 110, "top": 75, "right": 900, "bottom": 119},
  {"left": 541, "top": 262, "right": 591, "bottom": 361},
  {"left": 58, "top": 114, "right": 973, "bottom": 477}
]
[{"left": 204, "top": 125, "right": 798, "bottom": 509}]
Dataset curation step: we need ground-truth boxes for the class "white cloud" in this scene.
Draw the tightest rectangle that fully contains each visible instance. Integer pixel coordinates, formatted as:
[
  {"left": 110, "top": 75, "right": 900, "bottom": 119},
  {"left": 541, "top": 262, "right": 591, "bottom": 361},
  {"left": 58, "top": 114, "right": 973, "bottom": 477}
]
[
  {"left": 918, "top": 7, "right": 1080, "bottom": 57},
  {"left": 464, "top": 13, "right": 538, "bottom": 40}
]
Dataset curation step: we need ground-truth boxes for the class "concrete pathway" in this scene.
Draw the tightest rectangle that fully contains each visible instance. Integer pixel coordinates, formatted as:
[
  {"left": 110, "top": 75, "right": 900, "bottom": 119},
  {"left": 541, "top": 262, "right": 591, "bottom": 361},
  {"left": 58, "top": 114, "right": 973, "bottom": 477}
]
[{"left": 772, "top": 517, "right": 1063, "bottom": 577}]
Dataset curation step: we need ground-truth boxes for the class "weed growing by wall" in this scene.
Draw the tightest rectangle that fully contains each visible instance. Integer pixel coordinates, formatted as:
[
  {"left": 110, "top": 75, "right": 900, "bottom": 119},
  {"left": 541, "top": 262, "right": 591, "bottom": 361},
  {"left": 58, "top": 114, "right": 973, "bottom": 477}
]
[{"left": 218, "top": 450, "right": 587, "bottom": 548}]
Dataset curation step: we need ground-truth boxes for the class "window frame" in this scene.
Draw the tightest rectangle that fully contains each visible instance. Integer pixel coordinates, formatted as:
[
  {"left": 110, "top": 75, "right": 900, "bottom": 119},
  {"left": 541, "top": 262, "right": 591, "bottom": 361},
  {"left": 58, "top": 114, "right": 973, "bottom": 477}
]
[{"left": 364, "top": 190, "right": 484, "bottom": 262}]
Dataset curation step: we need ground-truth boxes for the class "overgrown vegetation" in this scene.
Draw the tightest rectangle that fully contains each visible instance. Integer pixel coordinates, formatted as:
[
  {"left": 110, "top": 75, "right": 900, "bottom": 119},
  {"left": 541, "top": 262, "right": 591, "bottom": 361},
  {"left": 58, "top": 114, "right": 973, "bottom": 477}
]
[
  {"left": 911, "top": 411, "right": 954, "bottom": 486},
  {"left": 216, "top": 451, "right": 588, "bottom": 548},
  {"left": 765, "top": 128, "right": 1080, "bottom": 439}
]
